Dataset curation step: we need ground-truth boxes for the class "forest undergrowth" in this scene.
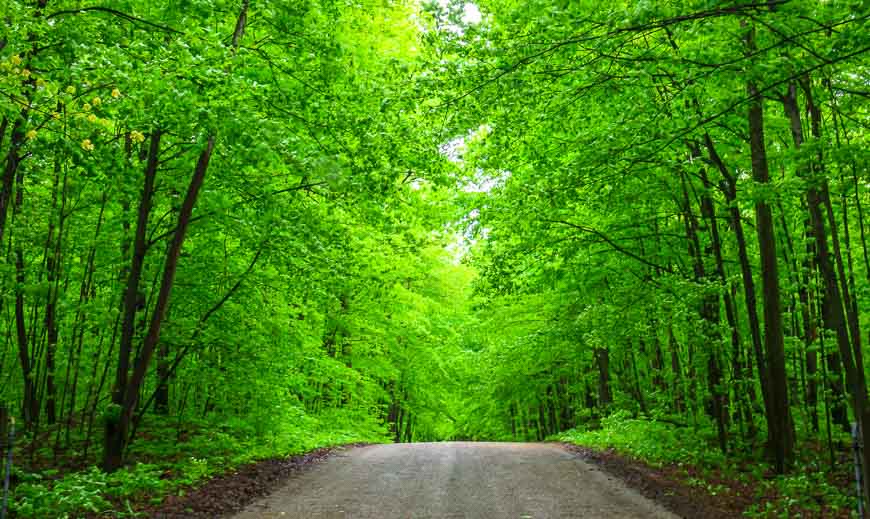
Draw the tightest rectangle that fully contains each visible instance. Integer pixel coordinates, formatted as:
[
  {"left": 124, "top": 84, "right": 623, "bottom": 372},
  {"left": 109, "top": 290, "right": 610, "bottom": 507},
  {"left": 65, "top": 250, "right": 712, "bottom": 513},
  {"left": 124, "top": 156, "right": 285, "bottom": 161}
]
[
  {"left": 561, "top": 412, "right": 857, "bottom": 518},
  {"left": 8, "top": 410, "right": 387, "bottom": 518}
]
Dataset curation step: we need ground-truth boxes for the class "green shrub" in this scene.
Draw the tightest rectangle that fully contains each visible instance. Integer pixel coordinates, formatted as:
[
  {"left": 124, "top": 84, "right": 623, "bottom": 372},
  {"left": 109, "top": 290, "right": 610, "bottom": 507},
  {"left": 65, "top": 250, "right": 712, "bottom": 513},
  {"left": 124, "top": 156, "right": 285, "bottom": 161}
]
[{"left": 558, "top": 412, "right": 727, "bottom": 468}]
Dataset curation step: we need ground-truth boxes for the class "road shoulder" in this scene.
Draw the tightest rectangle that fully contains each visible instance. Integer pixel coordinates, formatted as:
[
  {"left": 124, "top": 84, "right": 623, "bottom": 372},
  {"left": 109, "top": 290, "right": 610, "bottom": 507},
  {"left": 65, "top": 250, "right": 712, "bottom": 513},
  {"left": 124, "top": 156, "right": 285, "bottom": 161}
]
[
  {"left": 142, "top": 444, "right": 369, "bottom": 518},
  {"left": 562, "top": 443, "right": 738, "bottom": 518}
]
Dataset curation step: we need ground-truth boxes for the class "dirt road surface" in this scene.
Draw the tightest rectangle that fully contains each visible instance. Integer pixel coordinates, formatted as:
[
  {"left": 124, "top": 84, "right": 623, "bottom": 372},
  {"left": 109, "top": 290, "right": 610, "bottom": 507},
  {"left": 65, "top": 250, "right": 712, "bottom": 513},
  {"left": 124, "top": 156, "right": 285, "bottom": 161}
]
[{"left": 231, "top": 442, "right": 678, "bottom": 518}]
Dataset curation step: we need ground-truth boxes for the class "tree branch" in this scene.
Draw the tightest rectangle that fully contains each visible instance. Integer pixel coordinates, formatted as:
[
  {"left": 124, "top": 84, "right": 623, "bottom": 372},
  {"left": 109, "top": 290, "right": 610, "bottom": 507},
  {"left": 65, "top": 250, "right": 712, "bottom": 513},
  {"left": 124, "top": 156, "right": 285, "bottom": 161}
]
[
  {"left": 129, "top": 243, "right": 266, "bottom": 439},
  {"left": 46, "top": 7, "right": 183, "bottom": 34},
  {"left": 544, "top": 219, "right": 674, "bottom": 273}
]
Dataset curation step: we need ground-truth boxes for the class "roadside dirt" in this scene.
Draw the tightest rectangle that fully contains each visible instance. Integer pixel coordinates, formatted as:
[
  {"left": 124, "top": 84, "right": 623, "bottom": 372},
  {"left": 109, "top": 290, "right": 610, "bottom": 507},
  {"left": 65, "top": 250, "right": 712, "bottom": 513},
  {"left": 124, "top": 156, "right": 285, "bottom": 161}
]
[
  {"left": 563, "top": 444, "right": 736, "bottom": 518},
  {"left": 567, "top": 444, "right": 853, "bottom": 518},
  {"left": 144, "top": 445, "right": 360, "bottom": 518}
]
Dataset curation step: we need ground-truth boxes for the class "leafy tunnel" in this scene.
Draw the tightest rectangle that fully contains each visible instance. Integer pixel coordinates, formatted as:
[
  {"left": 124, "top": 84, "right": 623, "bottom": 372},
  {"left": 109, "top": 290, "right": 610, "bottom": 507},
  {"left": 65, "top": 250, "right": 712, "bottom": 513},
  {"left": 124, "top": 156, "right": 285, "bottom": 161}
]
[{"left": 1, "top": 0, "right": 869, "bottom": 516}]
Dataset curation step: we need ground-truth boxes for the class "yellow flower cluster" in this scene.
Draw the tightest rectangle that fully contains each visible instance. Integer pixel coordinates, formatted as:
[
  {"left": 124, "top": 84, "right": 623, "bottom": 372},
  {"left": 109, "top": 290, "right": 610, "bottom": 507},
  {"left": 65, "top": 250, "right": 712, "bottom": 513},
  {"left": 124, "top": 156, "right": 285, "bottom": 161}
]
[
  {"left": 81, "top": 139, "right": 94, "bottom": 151},
  {"left": 0, "top": 55, "right": 23, "bottom": 76},
  {"left": 130, "top": 130, "right": 146, "bottom": 144}
]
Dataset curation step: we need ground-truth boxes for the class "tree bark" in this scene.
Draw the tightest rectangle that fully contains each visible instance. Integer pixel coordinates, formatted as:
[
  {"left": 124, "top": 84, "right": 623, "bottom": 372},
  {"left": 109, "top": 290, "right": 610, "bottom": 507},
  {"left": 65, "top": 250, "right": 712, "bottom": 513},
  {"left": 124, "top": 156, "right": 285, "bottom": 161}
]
[
  {"left": 679, "top": 169, "right": 727, "bottom": 452},
  {"left": 668, "top": 326, "right": 684, "bottom": 413}
]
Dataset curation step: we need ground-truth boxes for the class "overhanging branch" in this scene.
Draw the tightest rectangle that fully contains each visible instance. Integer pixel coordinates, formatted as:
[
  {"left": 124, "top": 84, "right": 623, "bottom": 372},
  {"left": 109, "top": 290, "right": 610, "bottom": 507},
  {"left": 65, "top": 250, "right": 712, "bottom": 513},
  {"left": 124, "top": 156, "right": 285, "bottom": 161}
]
[
  {"left": 544, "top": 219, "right": 674, "bottom": 273},
  {"left": 47, "top": 7, "right": 183, "bottom": 34}
]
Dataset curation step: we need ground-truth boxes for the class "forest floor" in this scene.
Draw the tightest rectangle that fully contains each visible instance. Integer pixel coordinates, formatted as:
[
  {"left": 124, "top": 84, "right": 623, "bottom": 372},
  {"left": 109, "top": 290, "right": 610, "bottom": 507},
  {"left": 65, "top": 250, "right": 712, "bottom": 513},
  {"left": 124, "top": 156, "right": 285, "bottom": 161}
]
[
  {"left": 567, "top": 444, "right": 748, "bottom": 518},
  {"left": 14, "top": 417, "right": 854, "bottom": 518},
  {"left": 565, "top": 441, "right": 855, "bottom": 518},
  {"left": 558, "top": 416, "right": 859, "bottom": 517},
  {"left": 5, "top": 412, "right": 389, "bottom": 518},
  {"left": 142, "top": 441, "right": 858, "bottom": 519}
]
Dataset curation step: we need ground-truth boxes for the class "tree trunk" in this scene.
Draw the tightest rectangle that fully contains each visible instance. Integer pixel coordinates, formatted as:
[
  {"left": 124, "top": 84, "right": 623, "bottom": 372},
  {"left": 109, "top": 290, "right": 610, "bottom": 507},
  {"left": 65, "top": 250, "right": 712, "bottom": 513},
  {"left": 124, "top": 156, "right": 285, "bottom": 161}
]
[
  {"left": 668, "top": 326, "right": 684, "bottom": 413},
  {"left": 65, "top": 193, "right": 107, "bottom": 445},
  {"left": 595, "top": 347, "right": 612, "bottom": 409},
  {"left": 784, "top": 78, "right": 870, "bottom": 506},
  {"left": 697, "top": 161, "right": 747, "bottom": 436},
  {"left": 104, "top": 131, "right": 162, "bottom": 472},
  {"left": 798, "top": 213, "right": 820, "bottom": 432},
  {"left": 154, "top": 342, "right": 170, "bottom": 415},
  {"left": 104, "top": 136, "right": 215, "bottom": 472},
  {"left": 704, "top": 133, "right": 771, "bottom": 431},
  {"left": 44, "top": 159, "right": 68, "bottom": 426},
  {"left": 680, "top": 169, "right": 727, "bottom": 452},
  {"left": 0, "top": 115, "right": 24, "bottom": 247},
  {"left": 746, "top": 67, "right": 792, "bottom": 471}
]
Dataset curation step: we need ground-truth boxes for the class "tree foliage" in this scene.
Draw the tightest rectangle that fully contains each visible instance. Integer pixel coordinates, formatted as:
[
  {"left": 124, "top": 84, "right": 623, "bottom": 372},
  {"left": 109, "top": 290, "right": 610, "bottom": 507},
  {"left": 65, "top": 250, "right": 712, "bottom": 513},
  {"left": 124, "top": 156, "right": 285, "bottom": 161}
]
[{"left": 1, "top": 0, "right": 870, "bottom": 516}]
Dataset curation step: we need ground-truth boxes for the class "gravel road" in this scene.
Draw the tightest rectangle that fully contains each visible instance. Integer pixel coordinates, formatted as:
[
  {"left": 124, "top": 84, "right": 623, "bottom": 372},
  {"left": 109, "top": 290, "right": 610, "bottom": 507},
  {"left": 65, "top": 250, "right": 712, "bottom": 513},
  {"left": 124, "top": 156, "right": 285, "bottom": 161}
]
[{"left": 232, "top": 442, "right": 678, "bottom": 518}]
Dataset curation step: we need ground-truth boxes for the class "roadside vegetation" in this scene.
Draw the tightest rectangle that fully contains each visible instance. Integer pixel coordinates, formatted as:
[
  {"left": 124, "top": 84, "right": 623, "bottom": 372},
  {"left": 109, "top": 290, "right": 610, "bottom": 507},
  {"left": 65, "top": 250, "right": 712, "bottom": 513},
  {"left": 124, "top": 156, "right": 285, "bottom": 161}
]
[{"left": 560, "top": 414, "right": 856, "bottom": 517}]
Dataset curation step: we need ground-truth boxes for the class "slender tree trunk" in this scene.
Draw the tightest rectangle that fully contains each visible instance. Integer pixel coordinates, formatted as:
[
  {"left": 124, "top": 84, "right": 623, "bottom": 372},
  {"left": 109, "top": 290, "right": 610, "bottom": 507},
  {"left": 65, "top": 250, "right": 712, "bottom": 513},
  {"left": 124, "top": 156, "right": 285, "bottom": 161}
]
[
  {"left": 154, "top": 342, "right": 170, "bottom": 414},
  {"left": 15, "top": 248, "right": 37, "bottom": 428},
  {"left": 0, "top": 116, "right": 24, "bottom": 247},
  {"left": 776, "top": 204, "right": 818, "bottom": 436},
  {"left": 786, "top": 78, "right": 870, "bottom": 506},
  {"left": 651, "top": 324, "right": 665, "bottom": 391},
  {"left": 680, "top": 169, "right": 727, "bottom": 452},
  {"left": 596, "top": 347, "right": 612, "bottom": 409},
  {"left": 746, "top": 59, "right": 792, "bottom": 470},
  {"left": 43, "top": 161, "right": 68, "bottom": 426},
  {"left": 629, "top": 340, "right": 648, "bottom": 415},
  {"left": 104, "top": 136, "right": 215, "bottom": 471},
  {"left": 104, "top": 131, "right": 162, "bottom": 472},
  {"left": 64, "top": 193, "right": 107, "bottom": 446},
  {"left": 803, "top": 80, "right": 863, "bottom": 364},
  {"left": 799, "top": 215, "right": 820, "bottom": 432},
  {"left": 668, "top": 326, "right": 684, "bottom": 413},
  {"left": 704, "top": 133, "right": 770, "bottom": 427},
  {"left": 10, "top": 139, "right": 39, "bottom": 430},
  {"left": 697, "top": 161, "right": 746, "bottom": 436}
]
